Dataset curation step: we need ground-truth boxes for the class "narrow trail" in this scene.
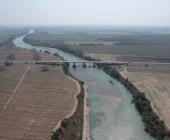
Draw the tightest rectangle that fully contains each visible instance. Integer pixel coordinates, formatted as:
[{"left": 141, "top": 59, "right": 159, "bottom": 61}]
[{"left": 0, "top": 66, "right": 31, "bottom": 114}]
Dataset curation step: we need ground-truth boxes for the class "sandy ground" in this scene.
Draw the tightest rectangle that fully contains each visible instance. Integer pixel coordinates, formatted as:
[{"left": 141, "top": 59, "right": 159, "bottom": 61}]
[
  {"left": 0, "top": 64, "right": 78, "bottom": 140},
  {"left": 120, "top": 66, "right": 170, "bottom": 130},
  {"left": 0, "top": 47, "right": 59, "bottom": 61},
  {"left": 83, "top": 84, "right": 90, "bottom": 140}
]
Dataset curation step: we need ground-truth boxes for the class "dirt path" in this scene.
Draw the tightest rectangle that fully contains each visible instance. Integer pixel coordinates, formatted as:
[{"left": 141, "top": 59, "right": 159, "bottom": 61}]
[
  {"left": 0, "top": 66, "right": 31, "bottom": 114},
  {"left": 83, "top": 84, "right": 90, "bottom": 140}
]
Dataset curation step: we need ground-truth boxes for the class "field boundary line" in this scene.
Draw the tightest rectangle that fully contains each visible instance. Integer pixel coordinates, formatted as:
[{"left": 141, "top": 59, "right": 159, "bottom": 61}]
[{"left": 0, "top": 66, "right": 31, "bottom": 113}]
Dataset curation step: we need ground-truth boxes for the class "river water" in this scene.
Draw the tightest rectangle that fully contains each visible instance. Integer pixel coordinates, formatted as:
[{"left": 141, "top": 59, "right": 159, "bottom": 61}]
[{"left": 13, "top": 32, "right": 155, "bottom": 140}]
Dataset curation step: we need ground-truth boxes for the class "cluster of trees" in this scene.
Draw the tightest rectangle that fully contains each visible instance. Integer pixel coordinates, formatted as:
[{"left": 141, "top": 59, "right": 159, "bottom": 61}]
[
  {"left": 103, "top": 66, "right": 170, "bottom": 139},
  {"left": 24, "top": 36, "right": 100, "bottom": 63},
  {"left": 62, "top": 63, "right": 69, "bottom": 75},
  {"left": 79, "top": 43, "right": 104, "bottom": 46}
]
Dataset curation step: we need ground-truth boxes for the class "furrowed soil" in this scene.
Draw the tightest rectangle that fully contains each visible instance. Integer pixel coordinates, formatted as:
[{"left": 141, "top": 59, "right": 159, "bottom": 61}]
[
  {"left": 0, "top": 47, "right": 59, "bottom": 61},
  {"left": 0, "top": 64, "right": 79, "bottom": 140}
]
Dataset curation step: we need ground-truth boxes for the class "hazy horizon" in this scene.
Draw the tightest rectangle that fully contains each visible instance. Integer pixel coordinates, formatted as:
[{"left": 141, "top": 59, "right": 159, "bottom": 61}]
[{"left": 1, "top": 0, "right": 170, "bottom": 26}]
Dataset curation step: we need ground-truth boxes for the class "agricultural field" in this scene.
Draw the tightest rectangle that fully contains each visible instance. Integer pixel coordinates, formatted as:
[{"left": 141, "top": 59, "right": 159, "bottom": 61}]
[
  {"left": 86, "top": 53, "right": 170, "bottom": 63},
  {"left": 0, "top": 64, "right": 79, "bottom": 140},
  {"left": 120, "top": 64, "right": 170, "bottom": 129},
  {"left": 24, "top": 27, "right": 170, "bottom": 58},
  {"left": 0, "top": 46, "right": 59, "bottom": 61}
]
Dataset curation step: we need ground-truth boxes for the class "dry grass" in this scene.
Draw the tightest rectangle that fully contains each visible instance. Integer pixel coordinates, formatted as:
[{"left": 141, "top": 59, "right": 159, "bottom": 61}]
[
  {"left": 0, "top": 47, "right": 59, "bottom": 61},
  {"left": 0, "top": 64, "right": 78, "bottom": 140},
  {"left": 120, "top": 65, "right": 170, "bottom": 130}
]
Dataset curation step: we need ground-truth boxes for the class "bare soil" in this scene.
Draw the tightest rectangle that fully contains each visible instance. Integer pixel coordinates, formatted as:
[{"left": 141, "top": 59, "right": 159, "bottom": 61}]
[
  {"left": 0, "top": 64, "right": 79, "bottom": 140},
  {"left": 0, "top": 47, "right": 59, "bottom": 61}
]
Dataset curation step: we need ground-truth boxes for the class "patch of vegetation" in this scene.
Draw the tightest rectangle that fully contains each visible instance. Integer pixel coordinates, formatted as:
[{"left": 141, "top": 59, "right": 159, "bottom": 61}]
[
  {"left": 7, "top": 53, "right": 15, "bottom": 61},
  {"left": 4, "top": 61, "right": 13, "bottom": 66},
  {"left": 103, "top": 66, "right": 170, "bottom": 140},
  {"left": 32, "top": 50, "right": 41, "bottom": 61},
  {"left": 40, "top": 65, "right": 49, "bottom": 72}
]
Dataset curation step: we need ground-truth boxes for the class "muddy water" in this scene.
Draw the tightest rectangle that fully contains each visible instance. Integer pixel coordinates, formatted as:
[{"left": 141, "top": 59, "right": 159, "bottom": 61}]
[{"left": 13, "top": 32, "right": 155, "bottom": 140}]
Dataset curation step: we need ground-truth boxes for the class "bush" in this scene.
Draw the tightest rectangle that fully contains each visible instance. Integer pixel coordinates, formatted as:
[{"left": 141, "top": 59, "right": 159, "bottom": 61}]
[
  {"left": 7, "top": 54, "right": 15, "bottom": 61},
  {"left": 4, "top": 61, "right": 12, "bottom": 66},
  {"left": 82, "top": 63, "right": 86, "bottom": 68},
  {"left": 41, "top": 66, "right": 49, "bottom": 72},
  {"left": 32, "top": 50, "right": 41, "bottom": 61},
  {"left": 72, "top": 62, "right": 77, "bottom": 68}
]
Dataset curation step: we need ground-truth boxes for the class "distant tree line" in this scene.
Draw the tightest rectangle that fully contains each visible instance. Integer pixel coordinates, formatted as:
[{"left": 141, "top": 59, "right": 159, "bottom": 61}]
[{"left": 24, "top": 36, "right": 99, "bottom": 61}]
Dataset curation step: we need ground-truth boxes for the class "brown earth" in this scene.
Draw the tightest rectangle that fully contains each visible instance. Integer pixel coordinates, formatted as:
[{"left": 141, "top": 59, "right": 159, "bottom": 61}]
[
  {"left": 0, "top": 47, "right": 60, "bottom": 61},
  {"left": 0, "top": 64, "right": 79, "bottom": 140}
]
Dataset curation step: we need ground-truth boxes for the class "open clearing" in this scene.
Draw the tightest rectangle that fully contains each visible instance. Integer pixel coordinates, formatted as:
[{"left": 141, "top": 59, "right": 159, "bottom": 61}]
[
  {"left": 120, "top": 64, "right": 170, "bottom": 129},
  {"left": 0, "top": 47, "right": 59, "bottom": 61},
  {"left": 0, "top": 64, "right": 78, "bottom": 140}
]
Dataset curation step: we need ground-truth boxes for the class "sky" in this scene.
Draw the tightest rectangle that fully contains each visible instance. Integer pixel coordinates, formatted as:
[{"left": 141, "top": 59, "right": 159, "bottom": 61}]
[{"left": 0, "top": 0, "right": 170, "bottom": 26}]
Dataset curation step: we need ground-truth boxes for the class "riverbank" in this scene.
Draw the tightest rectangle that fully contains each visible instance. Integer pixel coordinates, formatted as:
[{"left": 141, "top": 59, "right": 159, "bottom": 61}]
[
  {"left": 50, "top": 64, "right": 86, "bottom": 140},
  {"left": 103, "top": 66, "right": 170, "bottom": 140},
  {"left": 83, "top": 84, "right": 90, "bottom": 140}
]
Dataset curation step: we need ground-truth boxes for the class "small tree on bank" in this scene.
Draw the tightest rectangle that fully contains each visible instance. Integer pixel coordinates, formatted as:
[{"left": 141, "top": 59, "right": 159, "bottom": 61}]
[
  {"left": 72, "top": 62, "right": 77, "bottom": 68},
  {"left": 82, "top": 62, "right": 86, "bottom": 68}
]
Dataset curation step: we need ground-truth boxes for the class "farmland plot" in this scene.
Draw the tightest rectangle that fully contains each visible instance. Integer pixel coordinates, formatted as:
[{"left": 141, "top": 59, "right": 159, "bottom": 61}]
[
  {"left": 0, "top": 65, "right": 79, "bottom": 140},
  {"left": 0, "top": 47, "right": 59, "bottom": 61}
]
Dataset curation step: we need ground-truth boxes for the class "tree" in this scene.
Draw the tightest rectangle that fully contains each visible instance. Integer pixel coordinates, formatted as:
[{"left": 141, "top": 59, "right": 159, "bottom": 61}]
[
  {"left": 82, "top": 62, "right": 86, "bottom": 68},
  {"left": 4, "top": 61, "right": 12, "bottom": 66},
  {"left": 7, "top": 54, "right": 15, "bottom": 61},
  {"left": 33, "top": 51, "right": 41, "bottom": 61},
  {"left": 41, "top": 65, "right": 49, "bottom": 72},
  {"left": 72, "top": 62, "right": 77, "bottom": 68}
]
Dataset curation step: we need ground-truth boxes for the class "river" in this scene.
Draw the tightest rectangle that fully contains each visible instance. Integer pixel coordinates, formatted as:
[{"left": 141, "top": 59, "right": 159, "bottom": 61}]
[{"left": 13, "top": 31, "right": 155, "bottom": 140}]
